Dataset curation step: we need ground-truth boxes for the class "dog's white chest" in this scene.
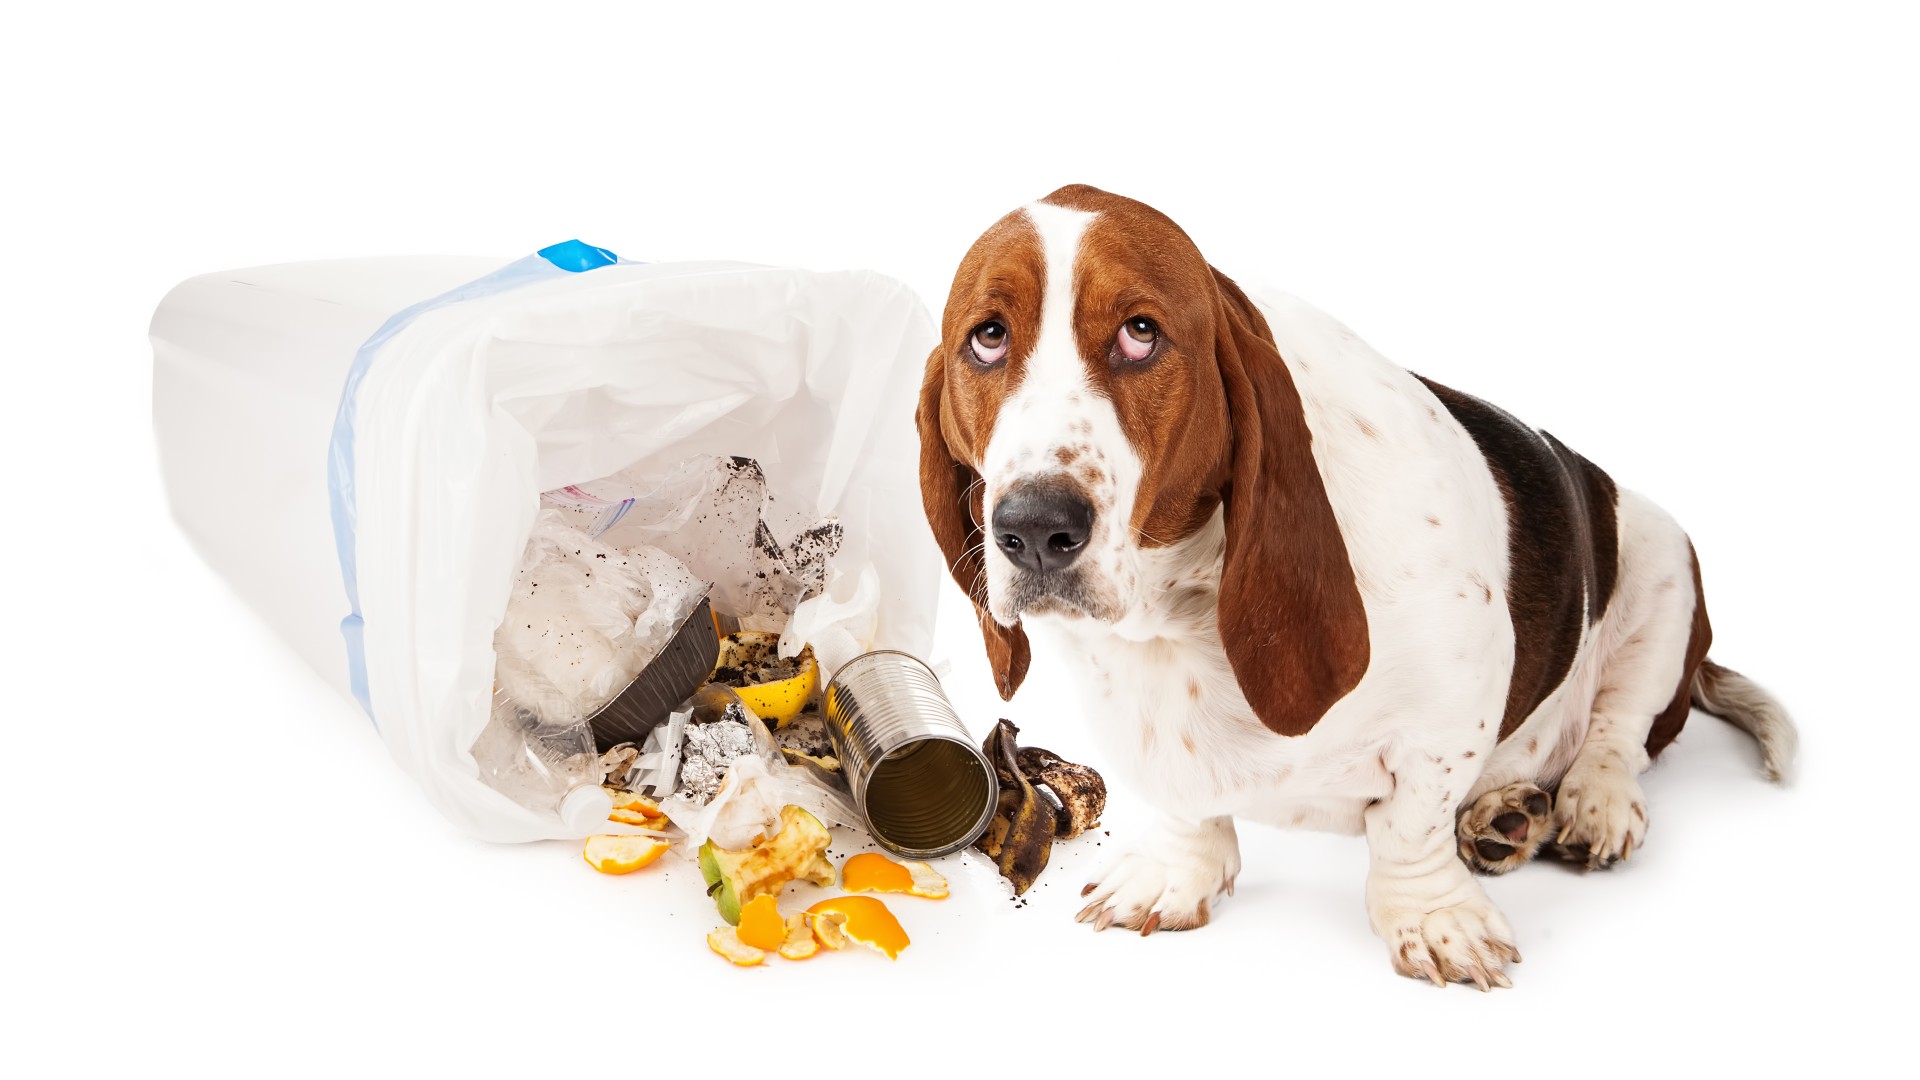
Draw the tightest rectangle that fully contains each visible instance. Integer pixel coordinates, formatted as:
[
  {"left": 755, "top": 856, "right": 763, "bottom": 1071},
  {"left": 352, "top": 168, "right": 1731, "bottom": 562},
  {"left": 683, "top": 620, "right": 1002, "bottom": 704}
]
[{"left": 1030, "top": 522, "right": 1388, "bottom": 830}]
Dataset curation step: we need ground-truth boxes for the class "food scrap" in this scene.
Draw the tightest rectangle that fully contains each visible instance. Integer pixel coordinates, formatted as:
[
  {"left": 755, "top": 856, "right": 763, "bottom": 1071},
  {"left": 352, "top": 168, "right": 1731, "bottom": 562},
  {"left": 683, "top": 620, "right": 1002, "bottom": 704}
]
[
  {"left": 1015, "top": 744, "right": 1106, "bottom": 839},
  {"left": 707, "top": 927, "right": 765, "bottom": 967},
  {"left": 735, "top": 894, "right": 788, "bottom": 951},
  {"left": 606, "top": 788, "right": 669, "bottom": 826},
  {"left": 772, "top": 711, "right": 839, "bottom": 773},
  {"left": 805, "top": 909, "right": 850, "bottom": 951},
  {"left": 840, "top": 852, "right": 949, "bottom": 899},
  {"left": 975, "top": 719, "right": 1106, "bottom": 895},
  {"left": 804, "top": 896, "right": 909, "bottom": 959},
  {"left": 777, "top": 913, "right": 820, "bottom": 961},
  {"left": 712, "top": 631, "right": 820, "bottom": 729},
  {"left": 581, "top": 834, "right": 669, "bottom": 875},
  {"left": 698, "top": 805, "right": 836, "bottom": 924}
]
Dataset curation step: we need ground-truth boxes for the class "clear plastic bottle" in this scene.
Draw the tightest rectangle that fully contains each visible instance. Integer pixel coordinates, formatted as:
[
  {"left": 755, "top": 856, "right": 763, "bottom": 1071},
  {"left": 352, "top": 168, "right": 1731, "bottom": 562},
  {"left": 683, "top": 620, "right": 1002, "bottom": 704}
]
[{"left": 469, "top": 676, "right": 613, "bottom": 834}]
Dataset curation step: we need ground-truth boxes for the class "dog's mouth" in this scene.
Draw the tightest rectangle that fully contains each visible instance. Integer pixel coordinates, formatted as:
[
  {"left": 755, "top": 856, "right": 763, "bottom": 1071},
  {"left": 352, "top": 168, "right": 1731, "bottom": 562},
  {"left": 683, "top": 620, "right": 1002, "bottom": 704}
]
[{"left": 998, "top": 567, "right": 1125, "bottom": 625}]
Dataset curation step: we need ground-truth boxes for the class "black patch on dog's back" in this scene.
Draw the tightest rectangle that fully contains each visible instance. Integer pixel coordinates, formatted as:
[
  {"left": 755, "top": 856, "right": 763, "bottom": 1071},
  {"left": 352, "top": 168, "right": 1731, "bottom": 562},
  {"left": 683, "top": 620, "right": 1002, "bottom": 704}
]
[{"left": 1417, "top": 377, "right": 1619, "bottom": 740}]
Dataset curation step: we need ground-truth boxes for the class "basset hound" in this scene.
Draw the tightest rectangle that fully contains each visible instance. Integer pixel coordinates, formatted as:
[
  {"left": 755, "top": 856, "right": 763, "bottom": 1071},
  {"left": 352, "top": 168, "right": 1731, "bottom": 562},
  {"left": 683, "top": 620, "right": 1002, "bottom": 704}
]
[{"left": 917, "top": 185, "right": 1796, "bottom": 988}]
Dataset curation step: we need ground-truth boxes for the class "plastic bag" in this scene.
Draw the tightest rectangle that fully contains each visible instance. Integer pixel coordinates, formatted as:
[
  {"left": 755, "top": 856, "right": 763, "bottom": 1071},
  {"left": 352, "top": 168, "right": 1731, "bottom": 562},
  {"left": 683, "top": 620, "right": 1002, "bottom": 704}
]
[{"left": 151, "top": 247, "right": 942, "bottom": 842}]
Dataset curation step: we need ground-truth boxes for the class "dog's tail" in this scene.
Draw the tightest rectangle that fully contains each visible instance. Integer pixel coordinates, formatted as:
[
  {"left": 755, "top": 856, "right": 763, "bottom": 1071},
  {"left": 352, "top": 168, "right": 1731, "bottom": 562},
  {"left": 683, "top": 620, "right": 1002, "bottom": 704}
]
[{"left": 1690, "top": 659, "right": 1798, "bottom": 782}]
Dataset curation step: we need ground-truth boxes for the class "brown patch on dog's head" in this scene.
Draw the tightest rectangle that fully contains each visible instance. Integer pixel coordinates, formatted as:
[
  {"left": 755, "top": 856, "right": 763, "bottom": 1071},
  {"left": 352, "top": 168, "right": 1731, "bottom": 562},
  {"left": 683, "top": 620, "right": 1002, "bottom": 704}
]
[
  {"left": 1035, "top": 184, "right": 1236, "bottom": 547},
  {"left": 918, "top": 210, "right": 1041, "bottom": 698}
]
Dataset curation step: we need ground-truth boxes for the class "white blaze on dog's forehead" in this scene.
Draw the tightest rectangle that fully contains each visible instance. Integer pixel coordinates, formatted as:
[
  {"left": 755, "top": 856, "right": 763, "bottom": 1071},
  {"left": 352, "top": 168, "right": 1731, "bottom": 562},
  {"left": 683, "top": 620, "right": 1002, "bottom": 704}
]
[
  {"left": 978, "top": 200, "right": 1150, "bottom": 625},
  {"left": 983, "top": 201, "right": 1099, "bottom": 481},
  {"left": 1024, "top": 200, "right": 1095, "bottom": 371},
  {"left": 1008, "top": 201, "right": 1096, "bottom": 406}
]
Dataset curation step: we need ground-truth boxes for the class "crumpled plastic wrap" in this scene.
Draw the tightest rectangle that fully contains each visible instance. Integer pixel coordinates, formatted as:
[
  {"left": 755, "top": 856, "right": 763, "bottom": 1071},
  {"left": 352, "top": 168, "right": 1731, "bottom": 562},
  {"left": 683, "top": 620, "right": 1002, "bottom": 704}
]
[{"left": 492, "top": 510, "right": 705, "bottom": 722}]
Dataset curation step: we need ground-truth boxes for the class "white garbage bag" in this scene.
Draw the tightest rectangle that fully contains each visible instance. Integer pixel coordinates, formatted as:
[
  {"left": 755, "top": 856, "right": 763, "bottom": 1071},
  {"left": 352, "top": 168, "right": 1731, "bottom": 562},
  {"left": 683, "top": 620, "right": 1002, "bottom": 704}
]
[{"left": 151, "top": 243, "right": 942, "bottom": 842}]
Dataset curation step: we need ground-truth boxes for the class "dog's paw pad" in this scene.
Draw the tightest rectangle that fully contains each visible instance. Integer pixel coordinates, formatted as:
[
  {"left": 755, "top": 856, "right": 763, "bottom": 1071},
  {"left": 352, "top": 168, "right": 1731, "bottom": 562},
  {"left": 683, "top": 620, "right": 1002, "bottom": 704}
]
[
  {"left": 1457, "top": 781, "right": 1552, "bottom": 875},
  {"left": 1550, "top": 761, "right": 1647, "bottom": 869}
]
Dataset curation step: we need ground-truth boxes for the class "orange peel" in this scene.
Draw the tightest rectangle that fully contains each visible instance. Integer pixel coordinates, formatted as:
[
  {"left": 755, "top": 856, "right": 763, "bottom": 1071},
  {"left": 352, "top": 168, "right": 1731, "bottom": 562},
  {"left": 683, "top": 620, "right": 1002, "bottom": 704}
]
[
  {"left": 805, "top": 896, "right": 909, "bottom": 959},
  {"left": 707, "top": 926, "right": 766, "bottom": 967},
  {"left": 736, "top": 894, "right": 786, "bottom": 951},
  {"left": 777, "top": 913, "right": 820, "bottom": 961},
  {"left": 581, "top": 834, "right": 669, "bottom": 875},
  {"left": 804, "top": 910, "right": 849, "bottom": 951},
  {"left": 607, "top": 789, "right": 666, "bottom": 819},
  {"left": 839, "top": 852, "right": 949, "bottom": 899}
]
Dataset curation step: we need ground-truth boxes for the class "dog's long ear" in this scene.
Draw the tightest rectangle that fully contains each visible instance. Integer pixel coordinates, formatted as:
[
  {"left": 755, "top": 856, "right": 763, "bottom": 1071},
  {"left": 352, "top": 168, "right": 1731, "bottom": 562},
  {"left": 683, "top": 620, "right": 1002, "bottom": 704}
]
[
  {"left": 917, "top": 349, "right": 1031, "bottom": 699},
  {"left": 1211, "top": 271, "right": 1369, "bottom": 735}
]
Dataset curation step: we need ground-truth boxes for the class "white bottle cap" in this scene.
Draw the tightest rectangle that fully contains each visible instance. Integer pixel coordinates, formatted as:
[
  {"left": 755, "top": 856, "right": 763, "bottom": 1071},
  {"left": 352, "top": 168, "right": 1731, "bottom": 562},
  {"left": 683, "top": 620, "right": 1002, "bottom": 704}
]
[{"left": 559, "top": 784, "right": 614, "bottom": 836}]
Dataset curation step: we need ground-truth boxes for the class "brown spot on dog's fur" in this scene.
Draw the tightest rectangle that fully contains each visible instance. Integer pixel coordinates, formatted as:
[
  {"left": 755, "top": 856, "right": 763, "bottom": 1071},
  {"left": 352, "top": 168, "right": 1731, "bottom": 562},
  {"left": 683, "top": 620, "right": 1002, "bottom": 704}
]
[
  {"left": 1426, "top": 514, "right": 1441, "bottom": 527},
  {"left": 1355, "top": 416, "right": 1380, "bottom": 439},
  {"left": 1188, "top": 679, "right": 1202, "bottom": 699},
  {"left": 1182, "top": 733, "right": 1197, "bottom": 754}
]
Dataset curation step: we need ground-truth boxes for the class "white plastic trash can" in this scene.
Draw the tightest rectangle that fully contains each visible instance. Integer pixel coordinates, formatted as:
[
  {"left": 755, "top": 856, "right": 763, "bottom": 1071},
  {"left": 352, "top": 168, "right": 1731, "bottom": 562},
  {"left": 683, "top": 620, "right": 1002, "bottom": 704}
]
[{"left": 151, "top": 243, "right": 943, "bottom": 842}]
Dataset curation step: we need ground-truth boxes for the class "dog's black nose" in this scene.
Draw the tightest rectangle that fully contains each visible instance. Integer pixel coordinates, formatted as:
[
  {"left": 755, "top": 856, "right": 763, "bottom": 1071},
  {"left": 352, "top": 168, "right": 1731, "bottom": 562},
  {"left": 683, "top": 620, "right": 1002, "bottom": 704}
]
[{"left": 993, "top": 486, "right": 1094, "bottom": 573}]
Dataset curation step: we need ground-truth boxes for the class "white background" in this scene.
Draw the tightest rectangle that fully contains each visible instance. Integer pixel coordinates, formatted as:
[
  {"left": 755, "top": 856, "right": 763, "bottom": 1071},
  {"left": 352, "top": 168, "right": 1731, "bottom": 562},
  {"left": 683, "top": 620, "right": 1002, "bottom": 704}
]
[{"left": 6, "top": 2, "right": 1915, "bottom": 1075}]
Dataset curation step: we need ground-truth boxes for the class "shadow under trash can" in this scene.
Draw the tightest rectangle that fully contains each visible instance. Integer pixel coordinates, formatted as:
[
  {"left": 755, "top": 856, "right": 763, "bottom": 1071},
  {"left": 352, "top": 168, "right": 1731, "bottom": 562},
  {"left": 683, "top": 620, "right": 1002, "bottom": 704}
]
[{"left": 151, "top": 242, "right": 946, "bottom": 842}]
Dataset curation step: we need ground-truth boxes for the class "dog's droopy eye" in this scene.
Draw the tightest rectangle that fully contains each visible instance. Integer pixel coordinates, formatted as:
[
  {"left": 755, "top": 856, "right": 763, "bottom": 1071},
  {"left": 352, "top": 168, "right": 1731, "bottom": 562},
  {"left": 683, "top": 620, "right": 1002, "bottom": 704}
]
[
  {"left": 1116, "top": 317, "right": 1158, "bottom": 362},
  {"left": 971, "top": 321, "right": 1010, "bottom": 365}
]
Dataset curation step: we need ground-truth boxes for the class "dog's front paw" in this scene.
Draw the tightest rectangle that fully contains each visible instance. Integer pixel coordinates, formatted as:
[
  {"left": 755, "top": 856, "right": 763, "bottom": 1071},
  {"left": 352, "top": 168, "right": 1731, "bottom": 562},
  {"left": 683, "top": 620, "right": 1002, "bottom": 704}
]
[
  {"left": 1551, "top": 756, "right": 1648, "bottom": 869},
  {"left": 1076, "top": 817, "right": 1239, "bottom": 935},
  {"left": 1457, "top": 781, "right": 1552, "bottom": 875},
  {"left": 1371, "top": 883, "right": 1520, "bottom": 991}
]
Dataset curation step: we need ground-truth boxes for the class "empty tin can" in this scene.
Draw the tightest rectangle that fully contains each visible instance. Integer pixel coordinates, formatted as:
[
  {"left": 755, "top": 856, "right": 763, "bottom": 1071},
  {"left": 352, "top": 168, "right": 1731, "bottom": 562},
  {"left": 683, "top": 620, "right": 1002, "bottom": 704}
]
[{"left": 824, "top": 651, "right": 998, "bottom": 859}]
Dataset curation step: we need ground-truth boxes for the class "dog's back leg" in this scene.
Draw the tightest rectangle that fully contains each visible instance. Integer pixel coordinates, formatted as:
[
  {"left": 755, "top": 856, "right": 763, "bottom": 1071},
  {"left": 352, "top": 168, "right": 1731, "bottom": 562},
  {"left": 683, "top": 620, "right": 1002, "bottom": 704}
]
[{"left": 1550, "top": 492, "right": 1706, "bottom": 869}]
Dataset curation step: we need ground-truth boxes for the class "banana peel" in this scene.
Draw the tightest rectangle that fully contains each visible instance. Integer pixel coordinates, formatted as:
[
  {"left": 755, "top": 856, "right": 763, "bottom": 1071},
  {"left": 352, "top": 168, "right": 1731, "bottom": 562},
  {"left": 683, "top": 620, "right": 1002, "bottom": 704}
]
[
  {"left": 976, "top": 720, "right": 1060, "bottom": 895},
  {"left": 1015, "top": 744, "right": 1106, "bottom": 839}
]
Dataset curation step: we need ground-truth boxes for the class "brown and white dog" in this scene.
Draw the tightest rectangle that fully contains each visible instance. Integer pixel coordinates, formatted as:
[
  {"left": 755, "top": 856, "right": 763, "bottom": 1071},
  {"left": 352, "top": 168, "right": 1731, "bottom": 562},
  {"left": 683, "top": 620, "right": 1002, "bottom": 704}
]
[{"left": 917, "top": 185, "right": 1796, "bottom": 989}]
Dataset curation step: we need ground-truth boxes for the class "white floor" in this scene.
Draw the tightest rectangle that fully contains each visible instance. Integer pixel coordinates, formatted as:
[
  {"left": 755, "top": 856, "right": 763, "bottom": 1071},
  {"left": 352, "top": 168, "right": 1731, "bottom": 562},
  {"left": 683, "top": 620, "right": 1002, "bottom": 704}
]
[
  {"left": 9, "top": 4, "right": 1913, "bottom": 1072},
  {"left": 35, "top": 497, "right": 1889, "bottom": 1076}
]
